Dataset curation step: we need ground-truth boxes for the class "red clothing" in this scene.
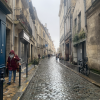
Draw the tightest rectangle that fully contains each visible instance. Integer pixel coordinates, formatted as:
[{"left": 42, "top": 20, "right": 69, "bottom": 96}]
[
  {"left": 7, "top": 57, "right": 17, "bottom": 70},
  {"left": 7, "top": 50, "right": 18, "bottom": 71},
  {"left": 15, "top": 55, "right": 20, "bottom": 61},
  {"left": 10, "top": 50, "right": 15, "bottom": 55}
]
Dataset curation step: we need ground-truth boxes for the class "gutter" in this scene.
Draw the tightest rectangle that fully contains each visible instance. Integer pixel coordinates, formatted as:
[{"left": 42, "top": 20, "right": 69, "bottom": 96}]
[
  {"left": 83, "top": 0, "right": 87, "bottom": 28},
  {"left": 12, "top": 0, "right": 15, "bottom": 49}
]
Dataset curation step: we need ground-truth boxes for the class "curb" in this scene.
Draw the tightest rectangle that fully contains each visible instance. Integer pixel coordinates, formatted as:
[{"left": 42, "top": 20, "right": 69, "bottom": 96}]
[
  {"left": 59, "top": 62, "right": 100, "bottom": 88},
  {"left": 12, "top": 65, "right": 38, "bottom": 100}
]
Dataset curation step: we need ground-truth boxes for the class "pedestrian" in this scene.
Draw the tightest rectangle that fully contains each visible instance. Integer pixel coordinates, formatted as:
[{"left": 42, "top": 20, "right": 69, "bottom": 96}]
[
  {"left": 56, "top": 54, "right": 58, "bottom": 61},
  {"left": 38, "top": 54, "right": 40, "bottom": 59},
  {"left": 48, "top": 54, "right": 50, "bottom": 58},
  {"left": 7, "top": 50, "right": 19, "bottom": 85}
]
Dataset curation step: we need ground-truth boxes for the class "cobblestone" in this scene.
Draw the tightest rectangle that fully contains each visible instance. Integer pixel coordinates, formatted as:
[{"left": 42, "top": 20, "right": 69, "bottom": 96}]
[{"left": 21, "top": 57, "right": 100, "bottom": 100}]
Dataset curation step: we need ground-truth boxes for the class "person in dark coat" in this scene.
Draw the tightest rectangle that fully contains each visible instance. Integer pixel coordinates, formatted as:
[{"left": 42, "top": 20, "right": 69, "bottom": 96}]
[
  {"left": 56, "top": 54, "right": 58, "bottom": 60},
  {"left": 7, "top": 50, "right": 19, "bottom": 85},
  {"left": 38, "top": 54, "right": 40, "bottom": 59}
]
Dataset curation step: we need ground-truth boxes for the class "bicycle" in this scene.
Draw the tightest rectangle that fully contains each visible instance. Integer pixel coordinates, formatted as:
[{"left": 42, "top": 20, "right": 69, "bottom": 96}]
[{"left": 78, "top": 57, "right": 90, "bottom": 76}]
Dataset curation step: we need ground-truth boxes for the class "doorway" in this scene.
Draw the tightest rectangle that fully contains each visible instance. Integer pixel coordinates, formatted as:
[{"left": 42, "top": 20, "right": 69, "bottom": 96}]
[{"left": 65, "top": 43, "right": 69, "bottom": 61}]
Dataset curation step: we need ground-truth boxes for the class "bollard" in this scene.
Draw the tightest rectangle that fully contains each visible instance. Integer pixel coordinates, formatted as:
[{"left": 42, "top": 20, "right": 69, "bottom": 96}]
[
  {"left": 19, "top": 65, "right": 21, "bottom": 87},
  {"left": 0, "top": 71, "right": 4, "bottom": 100},
  {"left": 26, "top": 63, "right": 28, "bottom": 78}
]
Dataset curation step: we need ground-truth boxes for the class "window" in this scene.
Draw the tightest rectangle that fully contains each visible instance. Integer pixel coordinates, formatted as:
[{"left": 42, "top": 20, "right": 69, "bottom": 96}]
[
  {"left": 75, "top": 18, "right": 77, "bottom": 26},
  {"left": 78, "top": 12, "right": 81, "bottom": 32},
  {"left": 74, "top": 18, "right": 77, "bottom": 33}
]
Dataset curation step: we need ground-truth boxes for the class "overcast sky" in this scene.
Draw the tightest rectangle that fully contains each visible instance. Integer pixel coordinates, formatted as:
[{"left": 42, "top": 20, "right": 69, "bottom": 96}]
[{"left": 32, "top": 0, "right": 60, "bottom": 51}]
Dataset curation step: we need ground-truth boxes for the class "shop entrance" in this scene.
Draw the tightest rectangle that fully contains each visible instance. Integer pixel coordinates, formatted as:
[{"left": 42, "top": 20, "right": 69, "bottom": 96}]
[{"left": 65, "top": 43, "right": 69, "bottom": 61}]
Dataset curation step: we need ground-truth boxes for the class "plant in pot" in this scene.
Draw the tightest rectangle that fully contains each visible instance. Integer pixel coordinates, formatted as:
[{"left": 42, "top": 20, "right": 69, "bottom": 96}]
[{"left": 32, "top": 58, "right": 39, "bottom": 65}]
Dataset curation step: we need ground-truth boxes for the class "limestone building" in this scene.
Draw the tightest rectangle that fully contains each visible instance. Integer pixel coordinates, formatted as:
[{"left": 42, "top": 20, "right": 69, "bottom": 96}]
[
  {"left": 59, "top": 0, "right": 77, "bottom": 61},
  {"left": 64, "top": 0, "right": 77, "bottom": 62},
  {"left": 72, "top": 0, "right": 87, "bottom": 64},
  {"left": 86, "top": 0, "right": 100, "bottom": 71},
  {"left": 5, "top": 0, "right": 55, "bottom": 69},
  {"left": 59, "top": 0, "right": 65, "bottom": 59}
]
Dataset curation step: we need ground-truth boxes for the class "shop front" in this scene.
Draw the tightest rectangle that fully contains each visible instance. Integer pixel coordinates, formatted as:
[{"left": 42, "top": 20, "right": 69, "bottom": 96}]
[
  {"left": 19, "top": 30, "right": 30, "bottom": 69},
  {"left": 73, "top": 40, "right": 86, "bottom": 64}
]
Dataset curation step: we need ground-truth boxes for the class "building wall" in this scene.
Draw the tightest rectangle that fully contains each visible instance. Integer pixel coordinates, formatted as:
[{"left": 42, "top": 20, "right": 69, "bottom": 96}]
[
  {"left": 59, "top": 0, "right": 65, "bottom": 58},
  {"left": 72, "top": 0, "right": 86, "bottom": 63},
  {"left": 86, "top": 0, "right": 100, "bottom": 70},
  {"left": 6, "top": 0, "right": 13, "bottom": 63},
  {"left": 5, "top": 0, "right": 55, "bottom": 67}
]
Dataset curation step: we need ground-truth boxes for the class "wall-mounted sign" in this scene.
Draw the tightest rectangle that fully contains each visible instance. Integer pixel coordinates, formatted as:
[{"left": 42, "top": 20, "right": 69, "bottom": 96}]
[
  {"left": 45, "top": 44, "right": 48, "bottom": 47},
  {"left": 23, "top": 32, "right": 29, "bottom": 42}
]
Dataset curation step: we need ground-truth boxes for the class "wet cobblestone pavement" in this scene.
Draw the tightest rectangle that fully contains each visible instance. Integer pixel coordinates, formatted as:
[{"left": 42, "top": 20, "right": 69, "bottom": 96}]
[{"left": 21, "top": 57, "right": 100, "bottom": 100}]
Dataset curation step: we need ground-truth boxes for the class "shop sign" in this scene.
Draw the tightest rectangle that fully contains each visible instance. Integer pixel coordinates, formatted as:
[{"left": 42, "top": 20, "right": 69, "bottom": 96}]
[{"left": 23, "top": 32, "right": 29, "bottom": 41}]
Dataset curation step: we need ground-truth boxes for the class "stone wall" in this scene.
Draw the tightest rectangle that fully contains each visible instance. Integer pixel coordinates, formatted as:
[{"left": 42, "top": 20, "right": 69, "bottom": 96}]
[
  {"left": 86, "top": 0, "right": 92, "bottom": 10},
  {"left": 86, "top": 5, "right": 100, "bottom": 70}
]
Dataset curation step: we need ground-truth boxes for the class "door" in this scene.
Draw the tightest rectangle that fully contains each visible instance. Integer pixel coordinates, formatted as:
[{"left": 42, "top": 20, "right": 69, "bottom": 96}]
[
  {"left": 0, "top": 20, "right": 6, "bottom": 68},
  {"left": 77, "top": 44, "right": 82, "bottom": 63}
]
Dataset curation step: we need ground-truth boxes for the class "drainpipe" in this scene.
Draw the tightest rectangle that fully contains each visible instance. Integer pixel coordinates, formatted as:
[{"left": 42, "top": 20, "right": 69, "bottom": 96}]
[
  {"left": 64, "top": 0, "right": 66, "bottom": 60},
  {"left": 83, "top": 0, "right": 87, "bottom": 28},
  {"left": 12, "top": 0, "right": 15, "bottom": 50},
  {"left": 83, "top": 0, "right": 87, "bottom": 58}
]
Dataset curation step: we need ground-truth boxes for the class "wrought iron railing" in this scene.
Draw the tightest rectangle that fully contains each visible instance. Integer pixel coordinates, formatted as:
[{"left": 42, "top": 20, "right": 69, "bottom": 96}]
[
  {"left": 3, "top": 0, "right": 12, "bottom": 8},
  {"left": 14, "top": 8, "right": 32, "bottom": 36}
]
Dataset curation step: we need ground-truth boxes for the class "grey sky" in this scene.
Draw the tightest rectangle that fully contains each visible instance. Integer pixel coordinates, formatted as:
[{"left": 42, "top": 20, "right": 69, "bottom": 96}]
[{"left": 32, "top": 0, "right": 60, "bottom": 51}]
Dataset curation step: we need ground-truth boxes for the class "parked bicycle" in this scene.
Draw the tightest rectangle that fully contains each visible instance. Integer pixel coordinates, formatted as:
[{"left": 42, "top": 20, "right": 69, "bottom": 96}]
[{"left": 78, "top": 57, "right": 90, "bottom": 76}]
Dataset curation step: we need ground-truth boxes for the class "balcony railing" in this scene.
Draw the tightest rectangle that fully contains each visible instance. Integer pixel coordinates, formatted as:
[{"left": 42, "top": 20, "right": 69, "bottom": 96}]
[
  {"left": 14, "top": 8, "right": 32, "bottom": 36},
  {"left": 0, "top": 0, "right": 12, "bottom": 14},
  {"left": 4, "top": 0, "right": 11, "bottom": 7},
  {"left": 21, "top": 0, "right": 29, "bottom": 8}
]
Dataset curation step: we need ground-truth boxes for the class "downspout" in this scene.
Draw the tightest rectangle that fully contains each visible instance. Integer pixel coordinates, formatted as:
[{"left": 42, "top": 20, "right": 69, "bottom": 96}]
[
  {"left": 84, "top": 0, "right": 87, "bottom": 28},
  {"left": 12, "top": 0, "right": 15, "bottom": 50},
  {"left": 83, "top": 0, "right": 87, "bottom": 57},
  {"left": 64, "top": 0, "right": 66, "bottom": 60}
]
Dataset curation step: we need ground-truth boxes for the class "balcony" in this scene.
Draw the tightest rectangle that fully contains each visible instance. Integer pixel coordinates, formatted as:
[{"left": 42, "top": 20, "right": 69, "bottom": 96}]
[
  {"left": 37, "top": 43, "right": 40, "bottom": 48},
  {"left": 0, "top": 0, "right": 12, "bottom": 14},
  {"left": 29, "top": 1, "right": 35, "bottom": 21},
  {"left": 14, "top": 8, "right": 32, "bottom": 36},
  {"left": 65, "top": 31, "right": 71, "bottom": 40},
  {"left": 21, "top": 0, "right": 29, "bottom": 8}
]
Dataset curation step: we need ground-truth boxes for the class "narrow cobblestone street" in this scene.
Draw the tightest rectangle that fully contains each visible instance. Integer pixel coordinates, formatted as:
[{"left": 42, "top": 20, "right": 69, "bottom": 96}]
[{"left": 21, "top": 57, "right": 100, "bottom": 100}]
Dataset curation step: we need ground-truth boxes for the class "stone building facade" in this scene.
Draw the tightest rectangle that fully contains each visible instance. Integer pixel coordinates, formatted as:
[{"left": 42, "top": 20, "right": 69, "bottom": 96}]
[
  {"left": 86, "top": 0, "right": 100, "bottom": 70},
  {"left": 72, "top": 0, "right": 87, "bottom": 64},
  {"left": 4, "top": 0, "right": 56, "bottom": 69},
  {"left": 64, "top": 0, "right": 77, "bottom": 62},
  {"left": 59, "top": 0, "right": 77, "bottom": 61}
]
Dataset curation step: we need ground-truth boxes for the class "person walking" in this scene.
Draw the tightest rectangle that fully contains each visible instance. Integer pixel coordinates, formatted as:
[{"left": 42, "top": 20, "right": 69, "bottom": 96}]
[
  {"left": 7, "top": 50, "right": 19, "bottom": 85},
  {"left": 56, "top": 54, "right": 58, "bottom": 61},
  {"left": 38, "top": 54, "right": 40, "bottom": 59}
]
